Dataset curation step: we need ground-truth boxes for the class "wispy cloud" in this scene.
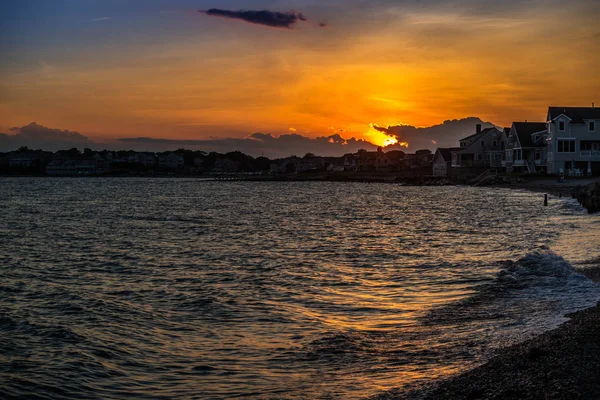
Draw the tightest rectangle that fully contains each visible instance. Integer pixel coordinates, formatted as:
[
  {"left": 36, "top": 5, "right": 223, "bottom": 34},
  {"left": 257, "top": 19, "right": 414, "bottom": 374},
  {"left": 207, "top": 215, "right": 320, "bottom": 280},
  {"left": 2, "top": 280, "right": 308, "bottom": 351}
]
[
  {"left": 199, "top": 9, "right": 309, "bottom": 29},
  {"left": 89, "top": 17, "right": 112, "bottom": 22}
]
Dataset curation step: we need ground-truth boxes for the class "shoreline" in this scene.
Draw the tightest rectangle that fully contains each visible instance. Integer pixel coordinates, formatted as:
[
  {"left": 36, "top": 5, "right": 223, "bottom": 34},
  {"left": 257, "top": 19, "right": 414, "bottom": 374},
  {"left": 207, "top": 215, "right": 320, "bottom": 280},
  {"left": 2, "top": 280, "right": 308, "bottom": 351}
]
[
  {"left": 378, "top": 303, "right": 600, "bottom": 400},
  {"left": 375, "top": 182, "right": 600, "bottom": 400}
]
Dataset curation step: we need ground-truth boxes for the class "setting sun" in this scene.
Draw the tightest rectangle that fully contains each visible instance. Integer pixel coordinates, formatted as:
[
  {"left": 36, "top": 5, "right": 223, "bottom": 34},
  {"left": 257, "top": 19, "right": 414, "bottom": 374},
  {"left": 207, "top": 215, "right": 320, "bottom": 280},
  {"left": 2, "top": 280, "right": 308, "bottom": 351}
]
[{"left": 364, "top": 125, "right": 408, "bottom": 148}]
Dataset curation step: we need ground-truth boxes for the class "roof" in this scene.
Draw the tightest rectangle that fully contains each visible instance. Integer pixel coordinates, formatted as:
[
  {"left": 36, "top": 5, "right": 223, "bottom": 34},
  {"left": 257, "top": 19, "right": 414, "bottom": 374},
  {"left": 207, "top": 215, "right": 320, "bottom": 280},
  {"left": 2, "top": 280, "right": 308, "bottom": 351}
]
[
  {"left": 512, "top": 122, "right": 547, "bottom": 147},
  {"left": 548, "top": 107, "right": 600, "bottom": 123},
  {"left": 436, "top": 148, "right": 452, "bottom": 161},
  {"left": 460, "top": 131, "right": 484, "bottom": 142},
  {"left": 459, "top": 127, "right": 499, "bottom": 142},
  {"left": 435, "top": 148, "right": 462, "bottom": 161},
  {"left": 503, "top": 127, "right": 511, "bottom": 136}
]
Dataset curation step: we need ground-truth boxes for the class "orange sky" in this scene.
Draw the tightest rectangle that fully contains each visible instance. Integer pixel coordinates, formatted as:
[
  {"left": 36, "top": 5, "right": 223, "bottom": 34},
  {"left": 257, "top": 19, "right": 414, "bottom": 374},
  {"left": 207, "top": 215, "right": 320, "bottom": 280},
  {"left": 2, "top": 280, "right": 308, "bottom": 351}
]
[{"left": 1, "top": 1, "right": 599, "bottom": 147}]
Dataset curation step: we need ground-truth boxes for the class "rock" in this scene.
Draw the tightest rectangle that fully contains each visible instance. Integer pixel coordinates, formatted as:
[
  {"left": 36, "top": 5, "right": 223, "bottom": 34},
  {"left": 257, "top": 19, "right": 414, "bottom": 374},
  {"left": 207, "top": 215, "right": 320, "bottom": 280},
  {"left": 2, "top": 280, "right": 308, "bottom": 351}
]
[{"left": 571, "top": 182, "right": 600, "bottom": 213}]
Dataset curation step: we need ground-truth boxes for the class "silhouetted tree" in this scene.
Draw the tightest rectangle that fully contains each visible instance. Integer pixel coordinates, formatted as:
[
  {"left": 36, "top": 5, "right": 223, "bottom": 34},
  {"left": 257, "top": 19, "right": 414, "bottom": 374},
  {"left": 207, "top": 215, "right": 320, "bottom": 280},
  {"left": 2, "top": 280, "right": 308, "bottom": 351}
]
[
  {"left": 67, "top": 148, "right": 82, "bottom": 159},
  {"left": 255, "top": 156, "right": 271, "bottom": 171},
  {"left": 285, "top": 162, "right": 296, "bottom": 174}
]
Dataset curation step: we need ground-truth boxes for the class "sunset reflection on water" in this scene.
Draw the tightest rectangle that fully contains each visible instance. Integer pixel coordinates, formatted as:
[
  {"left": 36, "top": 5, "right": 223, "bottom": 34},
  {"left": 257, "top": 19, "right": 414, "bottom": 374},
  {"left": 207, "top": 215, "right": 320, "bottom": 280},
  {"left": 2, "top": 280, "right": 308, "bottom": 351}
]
[{"left": 1, "top": 179, "right": 598, "bottom": 399}]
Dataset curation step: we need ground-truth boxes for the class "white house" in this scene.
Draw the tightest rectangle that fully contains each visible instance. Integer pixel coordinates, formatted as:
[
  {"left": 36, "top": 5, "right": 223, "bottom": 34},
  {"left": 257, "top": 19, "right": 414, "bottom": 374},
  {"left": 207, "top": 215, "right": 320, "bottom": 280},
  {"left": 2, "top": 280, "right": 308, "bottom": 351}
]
[{"left": 546, "top": 106, "right": 600, "bottom": 175}]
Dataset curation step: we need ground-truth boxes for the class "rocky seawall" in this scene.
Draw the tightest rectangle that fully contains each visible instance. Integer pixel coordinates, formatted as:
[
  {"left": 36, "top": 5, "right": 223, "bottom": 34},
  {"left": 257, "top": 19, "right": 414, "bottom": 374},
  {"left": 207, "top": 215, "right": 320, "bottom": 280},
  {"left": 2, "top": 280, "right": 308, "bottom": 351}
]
[{"left": 572, "top": 182, "right": 600, "bottom": 213}]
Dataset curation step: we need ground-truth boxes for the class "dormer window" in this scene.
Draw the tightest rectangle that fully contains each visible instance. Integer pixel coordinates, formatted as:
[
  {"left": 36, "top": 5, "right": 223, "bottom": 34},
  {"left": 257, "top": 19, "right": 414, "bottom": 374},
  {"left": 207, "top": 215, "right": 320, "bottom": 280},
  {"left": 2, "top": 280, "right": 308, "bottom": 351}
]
[
  {"left": 590, "top": 121, "right": 596, "bottom": 131},
  {"left": 559, "top": 121, "right": 565, "bottom": 131}
]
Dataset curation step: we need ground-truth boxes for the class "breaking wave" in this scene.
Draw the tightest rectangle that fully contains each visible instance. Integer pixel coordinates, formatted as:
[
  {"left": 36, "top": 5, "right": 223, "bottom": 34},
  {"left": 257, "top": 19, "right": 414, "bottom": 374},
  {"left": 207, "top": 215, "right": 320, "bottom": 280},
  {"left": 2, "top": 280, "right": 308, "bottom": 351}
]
[{"left": 426, "top": 248, "right": 600, "bottom": 354}]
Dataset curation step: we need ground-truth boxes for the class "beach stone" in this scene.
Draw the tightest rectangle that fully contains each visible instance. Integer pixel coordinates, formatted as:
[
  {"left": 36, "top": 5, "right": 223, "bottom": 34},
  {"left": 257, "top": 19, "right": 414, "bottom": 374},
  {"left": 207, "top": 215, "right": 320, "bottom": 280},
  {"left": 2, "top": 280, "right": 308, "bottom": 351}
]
[{"left": 571, "top": 182, "right": 600, "bottom": 213}]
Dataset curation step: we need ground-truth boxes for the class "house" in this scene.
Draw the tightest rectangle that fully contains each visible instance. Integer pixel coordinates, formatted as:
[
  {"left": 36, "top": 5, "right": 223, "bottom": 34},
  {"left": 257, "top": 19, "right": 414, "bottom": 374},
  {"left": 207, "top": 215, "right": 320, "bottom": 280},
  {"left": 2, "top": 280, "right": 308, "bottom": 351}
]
[
  {"left": 295, "top": 156, "right": 324, "bottom": 173},
  {"left": 326, "top": 157, "right": 347, "bottom": 172},
  {"left": 46, "top": 159, "right": 110, "bottom": 176},
  {"left": 214, "top": 158, "right": 239, "bottom": 173},
  {"left": 504, "top": 122, "right": 548, "bottom": 173},
  {"left": 356, "top": 147, "right": 394, "bottom": 171},
  {"left": 341, "top": 154, "right": 359, "bottom": 171},
  {"left": 133, "top": 152, "right": 156, "bottom": 167},
  {"left": 158, "top": 152, "right": 184, "bottom": 169},
  {"left": 454, "top": 124, "right": 505, "bottom": 168},
  {"left": 432, "top": 148, "right": 460, "bottom": 176},
  {"left": 546, "top": 106, "right": 600, "bottom": 176},
  {"left": 8, "top": 152, "right": 39, "bottom": 168}
]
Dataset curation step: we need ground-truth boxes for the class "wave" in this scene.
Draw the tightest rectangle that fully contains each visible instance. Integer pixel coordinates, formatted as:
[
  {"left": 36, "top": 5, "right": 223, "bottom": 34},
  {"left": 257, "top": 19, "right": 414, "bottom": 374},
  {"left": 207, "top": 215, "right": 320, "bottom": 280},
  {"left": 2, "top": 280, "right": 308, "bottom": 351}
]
[{"left": 425, "top": 248, "right": 600, "bottom": 348}]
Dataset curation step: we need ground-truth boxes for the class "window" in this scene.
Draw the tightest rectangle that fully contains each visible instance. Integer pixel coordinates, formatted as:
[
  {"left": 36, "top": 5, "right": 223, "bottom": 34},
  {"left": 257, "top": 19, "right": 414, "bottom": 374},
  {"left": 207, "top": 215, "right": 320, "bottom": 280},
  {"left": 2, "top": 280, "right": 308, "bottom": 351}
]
[
  {"left": 481, "top": 141, "right": 485, "bottom": 147},
  {"left": 559, "top": 121, "right": 565, "bottom": 131},
  {"left": 493, "top": 140, "right": 497, "bottom": 147},
  {"left": 590, "top": 121, "right": 596, "bottom": 131},
  {"left": 557, "top": 140, "right": 575, "bottom": 153}
]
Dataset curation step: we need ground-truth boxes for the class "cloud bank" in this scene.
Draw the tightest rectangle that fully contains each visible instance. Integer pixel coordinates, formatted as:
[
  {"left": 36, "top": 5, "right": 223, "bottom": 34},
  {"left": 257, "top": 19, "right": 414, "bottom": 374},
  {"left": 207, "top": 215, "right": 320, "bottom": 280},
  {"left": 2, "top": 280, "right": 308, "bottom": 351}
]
[
  {"left": 373, "top": 118, "right": 497, "bottom": 150},
  {"left": 0, "top": 122, "right": 92, "bottom": 152},
  {"left": 200, "top": 9, "right": 309, "bottom": 29},
  {"left": 1, "top": 118, "right": 499, "bottom": 157},
  {"left": 119, "top": 133, "right": 378, "bottom": 158}
]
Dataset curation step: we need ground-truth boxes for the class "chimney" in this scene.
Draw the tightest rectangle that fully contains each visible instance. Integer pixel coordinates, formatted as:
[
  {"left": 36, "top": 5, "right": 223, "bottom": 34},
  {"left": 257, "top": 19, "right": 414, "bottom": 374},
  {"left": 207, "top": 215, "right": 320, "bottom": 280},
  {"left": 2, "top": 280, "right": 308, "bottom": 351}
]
[
  {"left": 476, "top": 124, "right": 482, "bottom": 135},
  {"left": 593, "top": 102, "right": 595, "bottom": 108}
]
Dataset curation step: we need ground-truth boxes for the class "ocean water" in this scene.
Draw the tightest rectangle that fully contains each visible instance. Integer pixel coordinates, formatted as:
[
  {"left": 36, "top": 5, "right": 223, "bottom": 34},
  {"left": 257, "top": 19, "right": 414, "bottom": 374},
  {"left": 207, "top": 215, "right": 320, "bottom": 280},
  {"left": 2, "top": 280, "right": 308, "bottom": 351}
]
[{"left": 1, "top": 178, "right": 599, "bottom": 399}]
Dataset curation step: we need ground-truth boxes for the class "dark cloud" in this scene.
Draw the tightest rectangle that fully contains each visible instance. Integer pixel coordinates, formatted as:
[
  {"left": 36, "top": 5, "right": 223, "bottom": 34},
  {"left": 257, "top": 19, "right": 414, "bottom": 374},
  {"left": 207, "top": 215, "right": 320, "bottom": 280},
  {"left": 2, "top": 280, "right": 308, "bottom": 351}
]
[
  {"left": 373, "top": 117, "right": 498, "bottom": 150},
  {"left": 119, "top": 133, "right": 378, "bottom": 158},
  {"left": 0, "top": 122, "right": 93, "bottom": 152},
  {"left": 200, "top": 9, "right": 309, "bottom": 29}
]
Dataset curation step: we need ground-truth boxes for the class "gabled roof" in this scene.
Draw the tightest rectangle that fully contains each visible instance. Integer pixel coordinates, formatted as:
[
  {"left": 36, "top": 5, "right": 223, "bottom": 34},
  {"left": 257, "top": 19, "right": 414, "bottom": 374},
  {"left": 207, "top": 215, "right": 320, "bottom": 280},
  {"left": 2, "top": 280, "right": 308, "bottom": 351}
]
[
  {"left": 548, "top": 107, "right": 600, "bottom": 123},
  {"left": 436, "top": 147, "right": 460, "bottom": 161},
  {"left": 459, "top": 127, "right": 499, "bottom": 142},
  {"left": 503, "top": 127, "right": 511, "bottom": 136},
  {"left": 436, "top": 148, "right": 452, "bottom": 161},
  {"left": 480, "top": 127, "right": 499, "bottom": 136},
  {"left": 512, "top": 122, "right": 547, "bottom": 148}
]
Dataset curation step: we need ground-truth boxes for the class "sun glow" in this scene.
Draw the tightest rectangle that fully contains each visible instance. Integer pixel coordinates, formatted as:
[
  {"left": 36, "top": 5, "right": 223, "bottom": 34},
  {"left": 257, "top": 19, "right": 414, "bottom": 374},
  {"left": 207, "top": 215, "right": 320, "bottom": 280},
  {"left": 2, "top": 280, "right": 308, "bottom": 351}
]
[{"left": 364, "top": 125, "right": 408, "bottom": 148}]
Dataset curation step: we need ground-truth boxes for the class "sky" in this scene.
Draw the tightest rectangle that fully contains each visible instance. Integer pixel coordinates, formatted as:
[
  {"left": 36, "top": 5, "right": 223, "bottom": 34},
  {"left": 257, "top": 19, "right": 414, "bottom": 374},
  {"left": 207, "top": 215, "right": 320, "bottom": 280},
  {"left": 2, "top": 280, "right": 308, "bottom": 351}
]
[{"left": 1, "top": 0, "right": 599, "bottom": 151}]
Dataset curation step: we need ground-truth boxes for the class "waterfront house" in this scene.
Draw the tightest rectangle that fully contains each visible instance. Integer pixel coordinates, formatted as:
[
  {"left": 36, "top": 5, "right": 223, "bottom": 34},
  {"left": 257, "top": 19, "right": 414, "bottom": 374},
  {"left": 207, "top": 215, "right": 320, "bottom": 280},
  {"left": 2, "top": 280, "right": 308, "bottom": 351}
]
[
  {"left": 504, "top": 122, "right": 548, "bottom": 173},
  {"left": 356, "top": 147, "right": 394, "bottom": 171},
  {"left": 546, "top": 106, "right": 600, "bottom": 176},
  {"left": 133, "top": 152, "right": 156, "bottom": 167},
  {"left": 432, "top": 148, "right": 460, "bottom": 177},
  {"left": 295, "top": 156, "right": 325, "bottom": 173},
  {"left": 8, "top": 152, "right": 39, "bottom": 168},
  {"left": 214, "top": 158, "right": 240, "bottom": 173},
  {"left": 46, "top": 159, "right": 110, "bottom": 176},
  {"left": 453, "top": 125, "right": 505, "bottom": 169},
  {"left": 158, "top": 152, "right": 184, "bottom": 169}
]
